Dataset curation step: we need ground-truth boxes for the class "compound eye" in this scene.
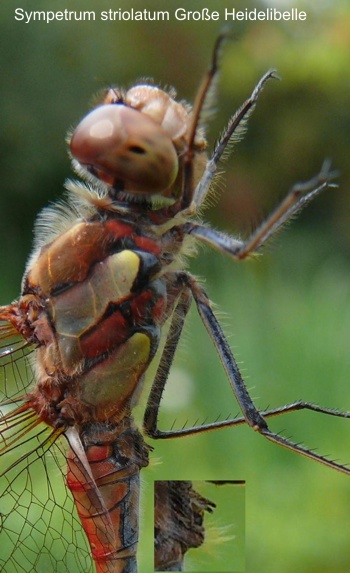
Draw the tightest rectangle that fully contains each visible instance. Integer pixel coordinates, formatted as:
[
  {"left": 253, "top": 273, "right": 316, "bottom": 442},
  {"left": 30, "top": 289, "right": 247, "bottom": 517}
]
[{"left": 70, "top": 105, "right": 179, "bottom": 194}]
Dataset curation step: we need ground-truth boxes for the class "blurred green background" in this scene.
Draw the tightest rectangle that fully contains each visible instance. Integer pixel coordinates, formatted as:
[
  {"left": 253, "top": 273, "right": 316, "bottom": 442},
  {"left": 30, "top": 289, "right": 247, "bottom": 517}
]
[{"left": 1, "top": 0, "right": 350, "bottom": 572}]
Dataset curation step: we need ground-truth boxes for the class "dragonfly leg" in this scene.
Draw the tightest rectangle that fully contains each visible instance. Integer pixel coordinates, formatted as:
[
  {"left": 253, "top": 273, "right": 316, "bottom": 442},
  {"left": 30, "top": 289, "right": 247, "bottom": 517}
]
[
  {"left": 143, "top": 279, "right": 192, "bottom": 438},
  {"left": 144, "top": 272, "right": 350, "bottom": 475},
  {"left": 192, "top": 67, "right": 277, "bottom": 209},
  {"left": 180, "top": 30, "right": 278, "bottom": 211},
  {"left": 180, "top": 33, "right": 225, "bottom": 211},
  {"left": 187, "top": 161, "right": 336, "bottom": 260}
]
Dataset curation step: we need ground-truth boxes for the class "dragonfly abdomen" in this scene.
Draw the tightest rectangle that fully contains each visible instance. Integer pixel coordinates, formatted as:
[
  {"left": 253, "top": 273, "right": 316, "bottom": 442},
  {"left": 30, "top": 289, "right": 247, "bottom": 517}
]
[{"left": 66, "top": 420, "right": 150, "bottom": 573}]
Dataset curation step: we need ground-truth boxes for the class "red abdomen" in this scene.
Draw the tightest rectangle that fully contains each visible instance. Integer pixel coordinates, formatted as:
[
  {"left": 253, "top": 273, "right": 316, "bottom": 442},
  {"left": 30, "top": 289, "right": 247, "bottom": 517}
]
[{"left": 66, "top": 421, "right": 150, "bottom": 573}]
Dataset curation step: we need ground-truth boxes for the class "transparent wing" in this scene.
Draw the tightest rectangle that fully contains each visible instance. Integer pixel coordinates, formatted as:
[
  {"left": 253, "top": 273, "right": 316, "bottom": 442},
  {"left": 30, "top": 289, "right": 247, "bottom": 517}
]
[
  {"left": 0, "top": 322, "right": 34, "bottom": 402},
  {"left": 0, "top": 320, "right": 93, "bottom": 573}
]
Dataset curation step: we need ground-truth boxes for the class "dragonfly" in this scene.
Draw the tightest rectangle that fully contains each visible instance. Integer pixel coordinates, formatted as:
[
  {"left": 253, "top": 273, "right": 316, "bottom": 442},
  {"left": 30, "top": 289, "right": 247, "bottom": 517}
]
[{"left": 0, "top": 33, "right": 349, "bottom": 573}]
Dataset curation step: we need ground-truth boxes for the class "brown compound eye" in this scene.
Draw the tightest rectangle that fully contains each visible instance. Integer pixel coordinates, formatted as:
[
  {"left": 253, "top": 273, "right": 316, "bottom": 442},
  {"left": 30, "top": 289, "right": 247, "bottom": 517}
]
[{"left": 70, "top": 104, "right": 179, "bottom": 194}]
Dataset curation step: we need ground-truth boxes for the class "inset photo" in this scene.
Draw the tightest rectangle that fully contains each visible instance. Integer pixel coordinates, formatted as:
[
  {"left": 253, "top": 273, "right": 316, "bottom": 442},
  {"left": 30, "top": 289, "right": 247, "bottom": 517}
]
[{"left": 154, "top": 480, "right": 245, "bottom": 572}]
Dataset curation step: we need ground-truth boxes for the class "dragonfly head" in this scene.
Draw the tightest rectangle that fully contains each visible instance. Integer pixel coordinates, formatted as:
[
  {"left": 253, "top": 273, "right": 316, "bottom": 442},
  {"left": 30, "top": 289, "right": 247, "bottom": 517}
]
[{"left": 69, "top": 85, "right": 205, "bottom": 207}]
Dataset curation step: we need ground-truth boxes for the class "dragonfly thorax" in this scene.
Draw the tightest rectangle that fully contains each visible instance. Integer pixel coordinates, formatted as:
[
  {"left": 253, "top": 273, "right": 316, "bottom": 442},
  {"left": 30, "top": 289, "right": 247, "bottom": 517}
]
[{"left": 17, "top": 215, "right": 183, "bottom": 426}]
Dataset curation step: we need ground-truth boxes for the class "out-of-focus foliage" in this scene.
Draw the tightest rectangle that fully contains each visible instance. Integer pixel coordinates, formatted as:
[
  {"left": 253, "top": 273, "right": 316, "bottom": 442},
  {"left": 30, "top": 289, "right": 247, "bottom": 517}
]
[{"left": 0, "top": 1, "right": 350, "bottom": 572}]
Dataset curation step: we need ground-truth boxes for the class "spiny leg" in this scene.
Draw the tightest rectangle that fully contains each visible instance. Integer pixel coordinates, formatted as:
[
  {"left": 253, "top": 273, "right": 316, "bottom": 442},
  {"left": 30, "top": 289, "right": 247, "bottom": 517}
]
[
  {"left": 143, "top": 282, "right": 192, "bottom": 437},
  {"left": 181, "top": 32, "right": 226, "bottom": 210},
  {"left": 144, "top": 272, "right": 350, "bottom": 475},
  {"left": 181, "top": 31, "right": 277, "bottom": 210},
  {"left": 193, "top": 67, "right": 277, "bottom": 209},
  {"left": 187, "top": 161, "right": 336, "bottom": 260}
]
